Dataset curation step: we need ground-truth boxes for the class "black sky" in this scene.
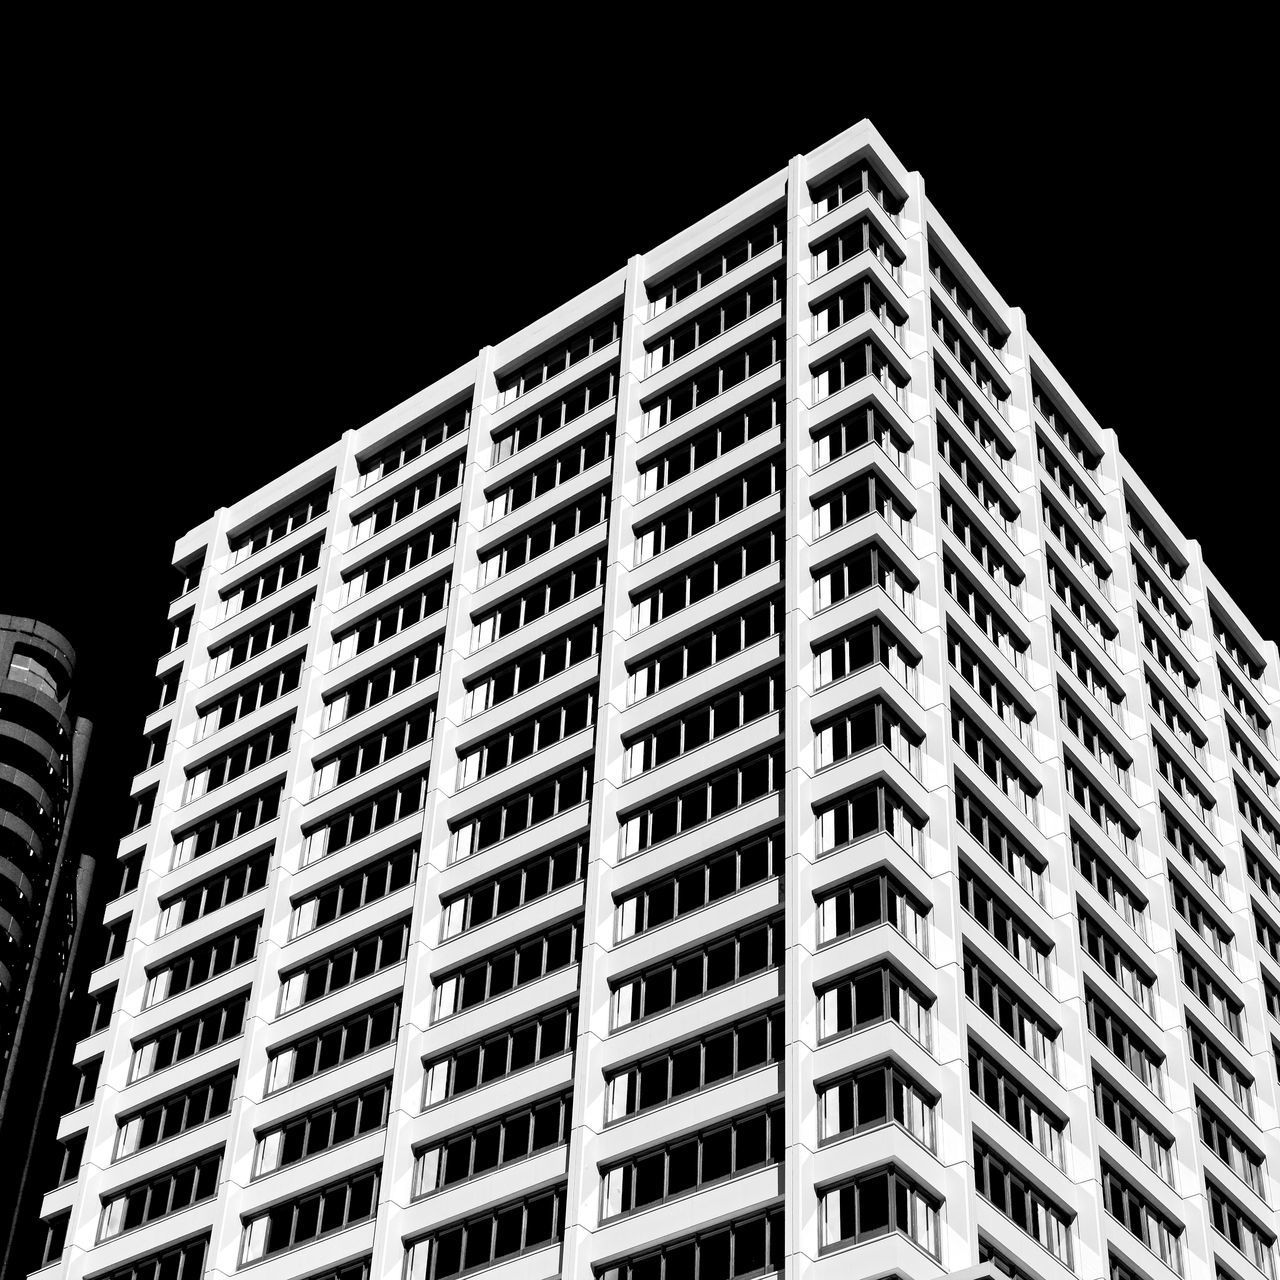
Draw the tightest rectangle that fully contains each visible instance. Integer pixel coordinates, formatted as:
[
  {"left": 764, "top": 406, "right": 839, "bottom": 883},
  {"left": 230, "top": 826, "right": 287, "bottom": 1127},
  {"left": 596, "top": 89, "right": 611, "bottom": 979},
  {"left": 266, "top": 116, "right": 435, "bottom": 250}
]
[{"left": 5, "top": 49, "right": 1276, "bottom": 913}]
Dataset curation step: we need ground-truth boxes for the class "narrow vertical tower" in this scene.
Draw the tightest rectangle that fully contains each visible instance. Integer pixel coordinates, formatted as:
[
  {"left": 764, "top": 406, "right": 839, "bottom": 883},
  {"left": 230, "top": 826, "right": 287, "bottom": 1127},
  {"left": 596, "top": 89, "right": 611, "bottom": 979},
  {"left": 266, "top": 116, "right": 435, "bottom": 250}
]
[{"left": 36, "top": 122, "right": 1280, "bottom": 1280}]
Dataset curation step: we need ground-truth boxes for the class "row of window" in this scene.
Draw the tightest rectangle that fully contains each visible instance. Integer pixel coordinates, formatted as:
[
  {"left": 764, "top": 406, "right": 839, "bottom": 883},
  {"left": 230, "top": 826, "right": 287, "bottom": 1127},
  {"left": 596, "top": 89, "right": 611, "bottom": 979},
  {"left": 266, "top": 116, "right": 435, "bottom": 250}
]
[
  {"left": 639, "top": 391, "right": 781, "bottom": 496},
  {"left": 314, "top": 704, "right": 435, "bottom": 796},
  {"left": 487, "top": 424, "right": 612, "bottom": 524},
  {"left": 473, "top": 551, "right": 604, "bottom": 649},
  {"left": 499, "top": 310, "right": 622, "bottom": 404},
  {"left": 650, "top": 270, "right": 782, "bottom": 371},
  {"left": 323, "top": 637, "right": 442, "bottom": 731},
  {"left": 229, "top": 482, "right": 331, "bottom": 564},
  {"left": 351, "top": 452, "right": 464, "bottom": 546},
  {"left": 480, "top": 486, "right": 608, "bottom": 583},
  {"left": 494, "top": 368, "right": 618, "bottom": 464}
]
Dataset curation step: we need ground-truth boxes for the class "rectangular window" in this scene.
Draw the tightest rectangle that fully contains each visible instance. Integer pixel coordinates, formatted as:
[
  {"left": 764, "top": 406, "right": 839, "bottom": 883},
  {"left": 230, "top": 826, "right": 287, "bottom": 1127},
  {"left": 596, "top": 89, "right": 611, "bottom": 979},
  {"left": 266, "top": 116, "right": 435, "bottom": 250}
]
[
  {"left": 598, "top": 1208, "right": 784, "bottom": 1280},
  {"left": 1054, "top": 617, "right": 1123, "bottom": 721},
  {"left": 115, "top": 1069, "right": 236, "bottom": 1159},
  {"left": 331, "top": 575, "right": 449, "bottom": 668},
  {"left": 92, "top": 1236, "right": 208, "bottom": 1280},
  {"left": 241, "top": 1166, "right": 380, "bottom": 1263},
  {"left": 1080, "top": 905, "right": 1154, "bottom": 1016},
  {"left": 184, "top": 717, "right": 292, "bottom": 803},
  {"left": 955, "top": 780, "right": 1045, "bottom": 902},
  {"left": 1199, "top": 1097, "right": 1267, "bottom": 1199},
  {"left": 644, "top": 331, "right": 784, "bottom": 433},
  {"left": 292, "top": 842, "right": 417, "bottom": 939},
  {"left": 815, "top": 272, "right": 905, "bottom": 343},
  {"left": 1209, "top": 1184, "right": 1278, "bottom": 1279},
  {"left": 323, "top": 639, "right": 442, "bottom": 731},
  {"left": 814, "top": 613, "right": 917, "bottom": 694},
  {"left": 358, "top": 402, "right": 470, "bottom": 491},
  {"left": 1064, "top": 756, "right": 1135, "bottom": 857},
  {"left": 964, "top": 950, "right": 1057, "bottom": 1075},
  {"left": 132, "top": 992, "right": 249, "bottom": 1081},
  {"left": 220, "top": 537, "right": 322, "bottom": 619},
  {"left": 451, "top": 761, "right": 591, "bottom": 863},
  {"left": 172, "top": 782, "right": 283, "bottom": 867},
  {"left": 494, "top": 368, "right": 619, "bottom": 463},
  {"left": 1042, "top": 488, "right": 1109, "bottom": 595},
  {"left": 813, "top": 465, "right": 912, "bottom": 545},
  {"left": 814, "top": 538, "right": 916, "bottom": 617},
  {"left": 812, "top": 336, "right": 908, "bottom": 407},
  {"left": 952, "top": 703, "right": 1039, "bottom": 824},
  {"left": 229, "top": 481, "right": 332, "bottom": 565},
  {"left": 1172, "top": 874, "right": 1233, "bottom": 968},
  {"left": 1189, "top": 1018, "right": 1254, "bottom": 1117},
  {"left": 650, "top": 271, "right": 782, "bottom": 371},
  {"left": 1094, "top": 1072, "right": 1174, "bottom": 1184},
  {"left": 268, "top": 997, "right": 400, "bottom": 1093},
  {"left": 820, "top": 1058, "right": 936, "bottom": 1150},
  {"left": 816, "top": 868, "right": 928, "bottom": 954},
  {"left": 1087, "top": 986, "right": 1164, "bottom": 1096},
  {"left": 1179, "top": 942, "right": 1243, "bottom": 1040},
  {"left": 145, "top": 916, "right": 261, "bottom": 1007},
  {"left": 949, "top": 628, "right": 1034, "bottom": 746},
  {"left": 303, "top": 769, "right": 430, "bottom": 864},
  {"left": 815, "top": 399, "right": 909, "bottom": 472},
  {"left": 1060, "top": 688, "right": 1131, "bottom": 793},
  {"left": 313, "top": 705, "right": 434, "bottom": 797},
  {"left": 196, "top": 655, "right": 302, "bottom": 741},
  {"left": 974, "top": 1137, "right": 1074, "bottom": 1267},
  {"left": 945, "top": 558, "right": 1027, "bottom": 673},
  {"left": 648, "top": 214, "right": 783, "bottom": 316},
  {"left": 638, "top": 459, "right": 783, "bottom": 563},
  {"left": 818, "top": 1165, "right": 940, "bottom": 1259},
  {"left": 473, "top": 552, "right": 604, "bottom": 649},
  {"left": 815, "top": 212, "right": 905, "bottom": 279},
  {"left": 1213, "top": 605, "right": 1266, "bottom": 681},
  {"left": 487, "top": 426, "right": 613, "bottom": 523},
  {"left": 1126, "top": 502, "right": 1185, "bottom": 583},
  {"left": 99, "top": 1151, "right": 221, "bottom": 1241},
  {"left": 441, "top": 840, "right": 584, "bottom": 941},
  {"left": 435, "top": 919, "right": 582, "bottom": 1020},
  {"left": 480, "top": 487, "right": 609, "bottom": 585},
  {"left": 351, "top": 453, "right": 464, "bottom": 546},
  {"left": 970, "top": 1039, "right": 1066, "bottom": 1167},
  {"left": 1101, "top": 1161, "right": 1184, "bottom": 1275},
  {"left": 640, "top": 393, "right": 782, "bottom": 497},
  {"left": 459, "top": 691, "right": 594, "bottom": 788},
  {"left": 278, "top": 915, "right": 410, "bottom": 1013},
  {"left": 1032, "top": 378, "right": 1101, "bottom": 474},
  {"left": 255, "top": 1077, "right": 391, "bottom": 1176},
  {"left": 208, "top": 594, "right": 313, "bottom": 679},
  {"left": 1073, "top": 832, "right": 1147, "bottom": 939},
  {"left": 961, "top": 864, "right": 1051, "bottom": 987},
  {"left": 1047, "top": 555, "right": 1116, "bottom": 657},
  {"left": 817, "top": 961, "right": 932, "bottom": 1051},
  {"left": 1162, "top": 802, "right": 1225, "bottom": 896},
  {"left": 499, "top": 311, "right": 622, "bottom": 404},
  {"left": 464, "top": 617, "right": 600, "bottom": 718},
  {"left": 159, "top": 849, "right": 270, "bottom": 936},
  {"left": 344, "top": 512, "right": 457, "bottom": 605}
]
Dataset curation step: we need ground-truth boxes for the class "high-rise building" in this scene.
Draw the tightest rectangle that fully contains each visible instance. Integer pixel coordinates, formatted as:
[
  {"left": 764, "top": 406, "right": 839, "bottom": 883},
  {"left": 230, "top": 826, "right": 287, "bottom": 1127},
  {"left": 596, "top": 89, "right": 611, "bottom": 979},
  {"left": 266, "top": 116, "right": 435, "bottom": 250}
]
[
  {"left": 0, "top": 617, "right": 95, "bottom": 1274},
  {"left": 35, "top": 120, "right": 1280, "bottom": 1280}
]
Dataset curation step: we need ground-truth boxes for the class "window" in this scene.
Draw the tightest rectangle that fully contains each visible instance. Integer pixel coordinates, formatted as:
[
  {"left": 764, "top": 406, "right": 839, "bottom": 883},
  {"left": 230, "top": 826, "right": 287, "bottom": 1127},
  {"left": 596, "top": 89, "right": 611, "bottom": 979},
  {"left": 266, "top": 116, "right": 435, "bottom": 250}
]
[
  {"left": 626, "top": 671, "right": 780, "bottom": 777},
  {"left": 815, "top": 777, "right": 923, "bottom": 861},
  {"left": 952, "top": 703, "right": 1039, "bottom": 823},
  {"left": 980, "top": 1238, "right": 1036, "bottom": 1280},
  {"left": 173, "top": 550, "right": 205, "bottom": 599},
  {"left": 1239, "top": 781, "right": 1280, "bottom": 856},
  {"left": 813, "top": 273, "right": 905, "bottom": 342},
  {"left": 933, "top": 306, "right": 1009, "bottom": 416},
  {"left": 620, "top": 747, "right": 783, "bottom": 857},
  {"left": 964, "top": 950, "right": 1057, "bottom": 1075},
  {"left": 173, "top": 782, "right": 283, "bottom": 866},
  {"left": 1080, "top": 905, "right": 1154, "bottom": 1015},
  {"left": 598, "top": 1207, "right": 784, "bottom": 1280},
  {"left": 1172, "top": 876, "right": 1233, "bottom": 968},
  {"left": 812, "top": 336, "right": 908, "bottom": 405},
  {"left": 464, "top": 617, "right": 600, "bottom": 718},
  {"left": 481, "top": 487, "right": 608, "bottom": 584},
  {"left": 1209, "top": 1182, "right": 1278, "bottom": 1278},
  {"left": 1127, "top": 503, "right": 1185, "bottom": 583},
  {"left": 279, "top": 916, "right": 410, "bottom": 1012},
  {"left": 132, "top": 991, "right": 249, "bottom": 1081},
  {"left": 330, "top": 575, "right": 449, "bottom": 668},
  {"left": 168, "top": 613, "right": 191, "bottom": 658},
  {"left": 208, "top": 593, "right": 312, "bottom": 678},
  {"left": 640, "top": 393, "right": 782, "bottom": 496},
  {"left": 242, "top": 1166, "right": 380, "bottom": 1263},
  {"left": 814, "top": 613, "right": 917, "bottom": 693},
  {"left": 1131, "top": 552, "right": 1190, "bottom": 634},
  {"left": 435, "top": 919, "right": 582, "bottom": 1020},
  {"left": 1200, "top": 1098, "right": 1267, "bottom": 1198},
  {"left": 414, "top": 1091, "right": 571, "bottom": 1197},
  {"left": 1073, "top": 832, "right": 1147, "bottom": 938},
  {"left": 293, "top": 842, "right": 417, "bottom": 938},
  {"left": 422, "top": 1004, "right": 575, "bottom": 1109},
  {"left": 1213, "top": 605, "right": 1266, "bottom": 681},
  {"left": 974, "top": 1137, "right": 1073, "bottom": 1267},
  {"left": 605, "top": 1008, "right": 783, "bottom": 1123},
  {"left": 970, "top": 1039, "right": 1065, "bottom": 1166},
  {"left": 472, "top": 551, "right": 604, "bottom": 649},
  {"left": 1061, "top": 688, "right": 1130, "bottom": 792},
  {"left": 131, "top": 785, "right": 157, "bottom": 833},
  {"left": 937, "top": 366, "right": 1015, "bottom": 476},
  {"left": 1087, "top": 986, "right": 1164, "bottom": 1096},
  {"left": 268, "top": 997, "right": 400, "bottom": 1092},
  {"left": 955, "top": 780, "right": 1046, "bottom": 902},
  {"left": 961, "top": 864, "right": 1051, "bottom": 986},
  {"left": 1054, "top": 618, "right": 1123, "bottom": 721},
  {"left": 351, "top": 453, "right": 464, "bottom": 545},
  {"left": 644, "top": 330, "right": 783, "bottom": 433},
  {"left": 1229, "top": 723, "right": 1279, "bottom": 800},
  {"left": 323, "top": 639, "right": 441, "bottom": 730},
  {"left": 7, "top": 645, "right": 66, "bottom": 700},
  {"left": 929, "top": 249, "right": 1006, "bottom": 350},
  {"left": 1162, "top": 803, "right": 1224, "bottom": 895},
  {"left": 1257, "top": 907, "right": 1280, "bottom": 965},
  {"left": 818, "top": 1166, "right": 939, "bottom": 1259},
  {"left": 938, "top": 422, "right": 1016, "bottom": 534},
  {"left": 1155, "top": 738, "right": 1215, "bottom": 828},
  {"left": 442, "top": 840, "right": 584, "bottom": 941},
  {"left": 159, "top": 849, "right": 270, "bottom": 936},
  {"left": 185, "top": 717, "right": 292, "bottom": 803},
  {"left": 1043, "top": 489, "right": 1110, "bottom": 595},
  {"left": 102, "top": 915, "right": 131, "bottom": 964},
  {"left": 70, "top": 1056, "right": 101, "bottom": 1110},
  {"left": 813, "top": 538, "right": 916, "bottom": 616},
  {"left": 648, "top": 214, "right": 783, "bottom": 316},
  {"left": 1139, "top": 611, "right": 1198, "bottom": 701},
  {"left": 1147, "top": 671, "right": 1206, "bottom": 765},
  {"left": 818, "top": 961, "right": 933, "bottom": 1051},
  {"left": 99, "top": 1151, "right": 221, "bottom": 1240},
  {"left": 91, "top": 1236, "right": 207, "bottom": 1280},
  {"left": 116, "top": 1070, "right": 236, "bottom": 1159},
  {"left": 817, "top": 868, "right": 928, "bottom": 953},
  {"left": 86, "top": 983, "right": 116, "bottom": 1035},
  {"left": 639, "top": 459, "right": 782, "bottom": 563},
  {"left": 600, "top": 1103, "right": 783, "bottom": 1219},
  {"left": 221, "top": 537, "right": 322, "bottom": 619},
  {"left": 358, "top": 401, "right": 470, "bottom": 490},
  {"left": 650, "top": 270, "right": 782, "bottom": 371},
  {"left": 139, "top": 722, "right": 170, "bottom": 772},
  {"left": 1032, "top": 378, "right": 1101, "bottom": 474},
  {"left": 145, "top": 916, "right": 260, "bottom": 1007},
  {"left": 1064, "top": 757, "right": 1135, "bottom": 856},
  {"left": 815, "top": 212, "right": 904, "bottom": 278},
  {"left": 1250, "top": 847, "right": 1280, "bottom": 912},
  {"left": 303, "top": 769, "right": 430, "bottom": 863},
  {"left": 1189, "top": 1018, "right": 1254, "bottom": 1117},
  {"left": 821, "top": 1059, "right": 936, "bottom": 1150},
  {"left": 56, "top": 1131, "right": 85, "bottom": 1185},
  {"left": 631, "top": 524, "right": 781, "bottom": 631},
  {"left": 403, "top": 1186, "right": 566, "bottom": 1280},
  {"left": 950, "top": 629, "right": 1034, "bottom": 745},
  {"left": 197, "top": 655, "right": 302, "bottom": 741},
  {"left": 1101, "top": 1161, "right": 1184, "bottom": 1276},
  {"left": 500, "top": 311, "right": 623, "bottom": 403},
  {"left": 451, "top": 761, "right": 590, "bottom": 863},
  {"left": 344, "top": 512, "right": 457, "bottom": 604},
  {"left": 617, "top": 830, "right": 782, "bottom": 942},
  {"left": 494, "top": 368, "right": 619, "bottom": 463},
  {"left": 612, "top": 916, "right": 782, "bottom": 1029},
  {"left": 313, "top": 706, "right": 434, "bottom": 797},
  {"left": 1095, "top": 1072, "right": 1173, "bottom": 1183},
  {"left": 459, "top": 691, "right": 594, "bottom": 787},
  {"left": 488, "top": 426, "right": 613, "bottom": 522},
  {"left": 1180, "top": 943, "right": 1243, "bottom": 1040},
  {"left": 1048, "top": 555, "right": 1116, "bottom": 655},
  {"left": 945, "top": 558, "right": 1027, "bottom": 673},
  {"left": 630, "top": 596, "right": 781, "bottom": 703},
  {"left": 812, "top": 158, "right": 901, "bottom": 217},
  {"left": 230, "top": 482, "right": 331, "bottom": 564},
  {"left": 256, "top": 1078, "right": 391, "bottom": 1176},
  {"left": 813, "top": 466, "right": 912, "bottom": 544}
]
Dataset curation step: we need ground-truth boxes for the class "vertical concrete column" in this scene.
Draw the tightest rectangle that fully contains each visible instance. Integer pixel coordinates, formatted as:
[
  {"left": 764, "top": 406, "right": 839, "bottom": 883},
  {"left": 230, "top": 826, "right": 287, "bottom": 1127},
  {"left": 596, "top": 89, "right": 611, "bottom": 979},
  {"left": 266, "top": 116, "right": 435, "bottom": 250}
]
[
  {"left": 368, "top": 353, "right": 494, "bottom": 1280},
  {"left": 560, "top": 255, "right": 645, "bottom": 1279}
]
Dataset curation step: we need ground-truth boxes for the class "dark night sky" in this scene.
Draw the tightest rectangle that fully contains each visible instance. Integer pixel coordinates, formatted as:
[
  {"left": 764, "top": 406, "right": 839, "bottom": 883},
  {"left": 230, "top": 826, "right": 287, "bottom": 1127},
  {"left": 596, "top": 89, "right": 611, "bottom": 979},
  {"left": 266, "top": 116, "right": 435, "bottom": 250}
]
[{"left": 5, "top": 52, "right": 1275, "bottom": 932}]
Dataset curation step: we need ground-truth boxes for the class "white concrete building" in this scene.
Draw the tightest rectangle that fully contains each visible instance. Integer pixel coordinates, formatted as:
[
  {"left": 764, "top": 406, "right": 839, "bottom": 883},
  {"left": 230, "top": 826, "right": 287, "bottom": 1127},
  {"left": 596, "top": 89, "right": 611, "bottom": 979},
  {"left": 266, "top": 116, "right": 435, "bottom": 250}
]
[{"left": 33, "top": 120, "right": 1280, "bottom": 1280}]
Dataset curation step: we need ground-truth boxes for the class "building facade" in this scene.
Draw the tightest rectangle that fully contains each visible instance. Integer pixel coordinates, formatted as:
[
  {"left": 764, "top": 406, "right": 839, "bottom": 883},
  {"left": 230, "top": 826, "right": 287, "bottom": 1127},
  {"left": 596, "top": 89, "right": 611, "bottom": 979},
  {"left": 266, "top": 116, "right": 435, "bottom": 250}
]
[
  {"left": 34, "top": 121, "right": 1280, "bottom": 1280},
  {"left": 1, "top": 617, "right": 95, "bottom": 1274}
]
